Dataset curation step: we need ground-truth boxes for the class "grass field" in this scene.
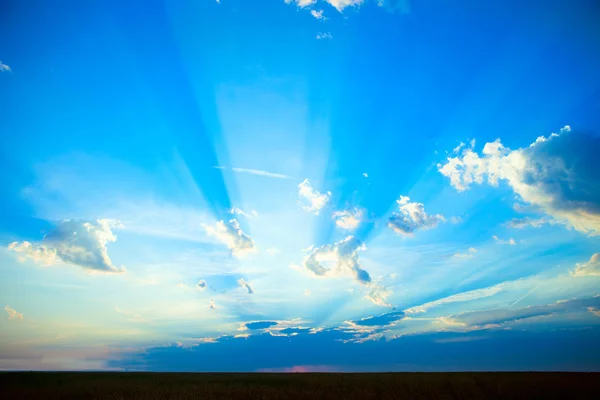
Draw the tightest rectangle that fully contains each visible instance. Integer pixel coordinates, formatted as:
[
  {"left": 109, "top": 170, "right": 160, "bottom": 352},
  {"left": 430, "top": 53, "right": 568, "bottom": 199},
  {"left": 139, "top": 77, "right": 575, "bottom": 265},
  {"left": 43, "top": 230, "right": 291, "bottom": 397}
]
[{"left": 1, "top": 372, "right": 599, "bottom": 399}]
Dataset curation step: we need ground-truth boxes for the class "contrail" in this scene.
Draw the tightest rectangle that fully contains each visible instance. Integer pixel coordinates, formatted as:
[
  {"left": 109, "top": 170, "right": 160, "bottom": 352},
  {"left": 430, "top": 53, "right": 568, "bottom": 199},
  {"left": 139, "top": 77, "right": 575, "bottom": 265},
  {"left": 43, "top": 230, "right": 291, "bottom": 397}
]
[{"left": 509, "top": 284, "right": 540, "bottom": 308}]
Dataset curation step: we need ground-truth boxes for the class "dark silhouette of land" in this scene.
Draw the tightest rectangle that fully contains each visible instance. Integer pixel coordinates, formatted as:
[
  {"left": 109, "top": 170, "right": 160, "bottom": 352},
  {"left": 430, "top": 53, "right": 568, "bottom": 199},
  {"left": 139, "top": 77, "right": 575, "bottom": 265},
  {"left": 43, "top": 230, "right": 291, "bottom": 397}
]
[{"left": 1, "top": 372, "right": 599, "bottom": 399}]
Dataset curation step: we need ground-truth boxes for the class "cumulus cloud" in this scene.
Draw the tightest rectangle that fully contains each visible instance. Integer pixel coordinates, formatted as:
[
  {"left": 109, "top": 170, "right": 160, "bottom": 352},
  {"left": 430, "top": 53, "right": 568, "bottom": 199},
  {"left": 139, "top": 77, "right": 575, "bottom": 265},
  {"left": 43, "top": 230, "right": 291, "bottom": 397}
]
[
  {"left": 302, "top": 236, "right": 371, "bottom": 284},
  {"left": 388, "top": 196, "right": 445, "bottom": 236},
  {"left": 196, "top": 280, "right": 207, "bottom": 290},
  {"left": 316, "top": 32, "right": 333, "bottom": 40},
  {"left": 8, "top": 219, "right": 124, "bottom": 273},
  {"left": 571, "top": 253, "right": 600, "bottom": 277},
  {"left": 237, "top": 278, "right": 255, "bottom": 294},
  {"left": 0, "top": 61, "right": 11, "bottom": 72},
  {"left": 285, "top": 0, "right": 316, "bottom": 8},
  {"left": 204, "top": 219, "right": 255, "bottom": 257},
  {"left": 438, "top": 126, "right": 600, "bottom": 235},
  {"left": 325, "top": 0, "right": 364, "bottom": 12},
  {"left": 311, "top": 9, "right": 326, "bottom": 19},
  {"left": 492, "top": 235, "right": 516, "bottom": 245},
  {"left": 298, "top": 179, "right": 331, "bottom": 215},
  {"left": 332, "top": 208, "right": 362, "bottom": 230},
  {"left": 4, "top": 305, "right": 23, "bottom": 320}
]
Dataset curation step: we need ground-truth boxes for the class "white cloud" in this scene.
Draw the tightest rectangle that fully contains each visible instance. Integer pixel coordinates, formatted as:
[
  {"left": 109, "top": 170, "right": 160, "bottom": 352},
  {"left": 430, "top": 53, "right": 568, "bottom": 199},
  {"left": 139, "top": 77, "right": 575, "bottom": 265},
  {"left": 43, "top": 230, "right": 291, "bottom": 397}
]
[
  {"left": 365, "top": 284, "right": 392, "bottom": 307},
  {"left": 449, "top": 216, "right": 462, "bottom": 224},
  {"left": 388, "top": 196, "right": 445, "bottom": 236},
  {"left": 332, "top": 208, "right": 362, "bottom": 230},
  {"left": 311, "top": 9, "right": 326, "bottom": 19},
  {"left": 302, "top": 236, "right": 371, "bottom": 284},
  {"left": 8, "top": 219, "right": 124, "bottom": 273},
  {"left": 452, "top": 247, "right": 477, "bottom": 259},
  {"left": 492, "top": 235, "right": 516, "bottom": 245},
  {"left": 571, "top": 253, "right": 600, "bottom": 277},
  {"left": 362, "top": 172, "right": 368, "bottom": 178},
  {"left": 4, "top": 305, "right": 23, "bottom": 320},
  {"left": 0, "top": 61, "right": 11, "bottom": 72},
  {"left": 325, "top": 0, "right": 364, "bottom": 12},
  {"left": 505, "top": 216, "right": 556, "bottom": 229},
  {"left": 209, "top": 300, "right": 216, "bottom": 309},
  {"left": 438, "top": 126, "right": 600, "bottom": 235},
  {"left": 196, "top": 280, "right": 207, "bottom": 290},
  {"left": 204, "top": 219, "right": 255, "bottom": 257},
  {"left": 237, "top": 278, "right": 255, "bottom": 294},
  {"left": 285, "top": 0, "right": 316, "bottom": 7},
  {"left": 404, "top": 283, "right": 507, "bottom": 314},
  {"left": 298, "top": 179, "right": 331, "bottom": 215},
  {"left": 266, "top": 248, "right": 280, "bottom": 255},
  {"left": 214, "top": 166, "right": 291, "bottom": 179},
  {"left": 316, "top": 32, "right": 333, "bottom": 40},
  {"left": 115, "top": 307, "right": 144, "bottom": 322}
]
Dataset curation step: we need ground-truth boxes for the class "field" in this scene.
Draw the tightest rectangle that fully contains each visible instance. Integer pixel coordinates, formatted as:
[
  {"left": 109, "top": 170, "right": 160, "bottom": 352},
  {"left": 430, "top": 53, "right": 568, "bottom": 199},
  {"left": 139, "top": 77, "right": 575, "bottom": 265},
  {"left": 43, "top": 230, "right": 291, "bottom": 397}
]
[{"left": 1, "top": 372, "right": 599, "bottom": 399}]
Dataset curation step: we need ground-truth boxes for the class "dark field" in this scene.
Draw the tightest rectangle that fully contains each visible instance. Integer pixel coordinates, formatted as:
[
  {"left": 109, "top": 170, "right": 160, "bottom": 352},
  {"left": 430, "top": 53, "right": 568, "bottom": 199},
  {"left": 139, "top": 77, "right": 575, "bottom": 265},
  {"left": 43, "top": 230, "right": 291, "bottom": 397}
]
[{"left": 1, "top": 372, "right": 599, "bottom": 400}]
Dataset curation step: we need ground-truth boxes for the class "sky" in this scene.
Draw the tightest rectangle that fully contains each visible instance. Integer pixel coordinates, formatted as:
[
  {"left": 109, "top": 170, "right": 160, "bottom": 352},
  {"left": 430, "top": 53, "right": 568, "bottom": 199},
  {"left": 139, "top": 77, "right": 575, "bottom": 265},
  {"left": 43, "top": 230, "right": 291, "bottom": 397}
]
[{"left": 1, "top": 0, "right": 600, "bottom": 372}]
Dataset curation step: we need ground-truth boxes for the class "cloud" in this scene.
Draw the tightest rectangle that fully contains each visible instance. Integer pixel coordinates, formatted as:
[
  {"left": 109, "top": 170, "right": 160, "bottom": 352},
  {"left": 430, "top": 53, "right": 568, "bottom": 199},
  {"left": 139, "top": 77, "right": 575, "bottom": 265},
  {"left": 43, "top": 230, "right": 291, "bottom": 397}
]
[
  {"left": 4, "top": 305, "right": 23, "bottom": 320},
  {"left": 204, "top": 219, "right": 255, "bottom": 257},
  {"left": 8, "top": 219, "right": 125, "bottom": 273},
  {"left": 311, "top": 9, "right": 326, "bottom": 19},
  {"left": 316, "top": 32, "right": 333, "bottom": 40},
  {"left": 505, "top": 217, "right": 556, "bottom": 229},
  {"left": 298, "top": 179, "right": 331, "bottom": 215},
  {"left": 213, "top": 166, "right": 291, "bottom": 179},
  {"left": 353, "top": 311, "right": 405, "bottom": 327},
  {"left": 114, "top": 307, "right": 144, "bottom": 322},
  {"left": 209, "top": 300, "right": 216, "bottom": 309},
  {"left": 571, "top": 253, "right": 600, "bottom": 277},
  {"left": 438, "top": 126, "right": 600, "bottom": 235},
  {"left": 362, "top": 173, "right": 368, "bottom": 178},
  {"left": 324, "top": 0, "right": 364, "bottom": 12},
  {"left": 492, "top": 235, "right": 516, "bottom": 245},
  {"left": 365, "top": 284, "right": 393, "bottom": 307},
  {"left": 449, "top": 216, "right": 463, "bottom": 224},
  {"left": 284, "top": 0, "right": 316, "bottom": 8},
  {"left": 230, "top": 207, "right": 255, "bottom": 219},
  {"left": 237, "top": 278, "right": 255, "bottom": 294},
  {"left": 245, "top": 321, "right": 278, "bottom": 330},
  {"left": 588, "top": 307, "right": 600, "bottom": 317},
  {"left": 332, "top": 208, "right": 363, "bottom": 230},
  {"left": 405, "top": 283, "right": 508, "bottom": 314},
  {"left": 302, "top": 236, "right": 371, "bottom": 284},
  {"left": 388, "top": 196, "right": 445, "bottom": 236},
  {"left": 452, "top": 247, "right": 477, "bottom": 259},
  {"left": 452, "top": 297, "right": 600, "bottom": 327},
  {"left": 0, "top": 61, "right": 11, "bottom": 72},
  {"left": 266, "top": 248, "right": 280, "bottom": 255},
  {"left": 196, "top": 280, "right": 207, "bottom": 290}
]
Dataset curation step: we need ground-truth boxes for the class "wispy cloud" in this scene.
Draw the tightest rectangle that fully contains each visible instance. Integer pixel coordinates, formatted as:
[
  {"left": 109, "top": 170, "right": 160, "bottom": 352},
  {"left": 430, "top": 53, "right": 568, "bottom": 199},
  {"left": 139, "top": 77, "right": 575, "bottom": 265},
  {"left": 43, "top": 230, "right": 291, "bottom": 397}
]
[
  {"left": 204, "top": 219, "right": 256, "bottom": 257},
  {"left": 115, "top": 307, "right": 144, "bottom": 322},
  {"left": 0, "top": 61, "right": 11, "bottom": 72},
  {"left": 214, "top": 166, "right": 291, "bottom": 179},
  {"left": 492, "top": 235, "right": 516, "bottom": 245},
  {"left": 237, "top": 278, "right": 255, "bottom": 294}
]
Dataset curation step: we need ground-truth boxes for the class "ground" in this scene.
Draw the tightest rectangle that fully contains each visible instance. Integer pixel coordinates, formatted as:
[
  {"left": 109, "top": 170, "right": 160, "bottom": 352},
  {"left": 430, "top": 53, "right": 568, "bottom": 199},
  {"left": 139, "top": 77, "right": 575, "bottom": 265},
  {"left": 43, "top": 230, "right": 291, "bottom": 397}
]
[{"left": 1, "top": 372, "right": 599, "bottom": 399}]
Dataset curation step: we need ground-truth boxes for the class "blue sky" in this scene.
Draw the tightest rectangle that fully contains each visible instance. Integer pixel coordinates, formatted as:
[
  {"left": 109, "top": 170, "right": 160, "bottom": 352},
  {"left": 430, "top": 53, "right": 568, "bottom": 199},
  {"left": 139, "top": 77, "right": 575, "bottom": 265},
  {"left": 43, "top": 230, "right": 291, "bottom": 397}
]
[{"left": 1, "top": 0, "right": 600, "bottom": 371}]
